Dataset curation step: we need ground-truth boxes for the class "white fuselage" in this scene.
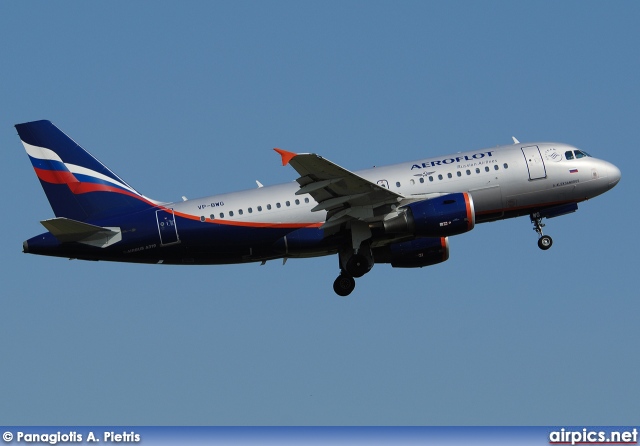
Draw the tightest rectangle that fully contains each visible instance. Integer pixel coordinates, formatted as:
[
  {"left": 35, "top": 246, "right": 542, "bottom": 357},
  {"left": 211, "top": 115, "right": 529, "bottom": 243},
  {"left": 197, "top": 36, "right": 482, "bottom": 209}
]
[{"left": 170, "top": 142, "right": 620, "bottom": 225}]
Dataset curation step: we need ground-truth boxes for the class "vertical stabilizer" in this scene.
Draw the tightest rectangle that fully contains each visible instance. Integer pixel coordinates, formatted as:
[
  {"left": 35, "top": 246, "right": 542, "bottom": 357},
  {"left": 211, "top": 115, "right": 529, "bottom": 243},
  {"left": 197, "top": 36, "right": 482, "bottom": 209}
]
[{"left": 16, "top": 120, "right": 155, "bottom": 221}]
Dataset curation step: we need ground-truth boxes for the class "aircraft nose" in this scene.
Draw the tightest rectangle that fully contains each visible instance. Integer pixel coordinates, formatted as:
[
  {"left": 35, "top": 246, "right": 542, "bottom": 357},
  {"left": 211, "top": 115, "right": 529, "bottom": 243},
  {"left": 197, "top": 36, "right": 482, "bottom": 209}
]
[{"left": 608, "top": 163, "right": 621, "bottom": 189}]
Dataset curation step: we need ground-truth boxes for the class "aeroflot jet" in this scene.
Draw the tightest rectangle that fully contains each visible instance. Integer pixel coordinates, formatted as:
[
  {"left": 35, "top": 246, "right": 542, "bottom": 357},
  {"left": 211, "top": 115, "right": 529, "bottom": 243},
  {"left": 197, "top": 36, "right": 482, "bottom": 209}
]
[{"left": 17, "top": 120, "right": 621, "bottom": 296}]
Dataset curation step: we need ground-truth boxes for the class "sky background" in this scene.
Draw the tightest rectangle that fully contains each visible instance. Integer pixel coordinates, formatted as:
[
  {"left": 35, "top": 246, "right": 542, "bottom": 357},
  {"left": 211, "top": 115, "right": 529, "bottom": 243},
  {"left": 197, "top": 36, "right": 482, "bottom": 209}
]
[{"left": 1, "top": 1, "right": 638, "bottom": 425}]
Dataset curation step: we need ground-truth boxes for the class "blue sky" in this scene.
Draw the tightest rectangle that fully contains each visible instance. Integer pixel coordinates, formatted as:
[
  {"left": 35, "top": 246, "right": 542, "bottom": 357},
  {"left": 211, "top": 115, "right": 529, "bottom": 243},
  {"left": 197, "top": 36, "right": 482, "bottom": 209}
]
[{"left": 1, "top": 1, "right": 638, "bottom": 425}]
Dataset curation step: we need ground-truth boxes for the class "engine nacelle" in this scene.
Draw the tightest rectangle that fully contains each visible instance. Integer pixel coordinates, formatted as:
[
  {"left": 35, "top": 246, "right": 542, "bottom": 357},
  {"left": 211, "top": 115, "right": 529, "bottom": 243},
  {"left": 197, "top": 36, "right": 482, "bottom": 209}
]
[
  {"left": 383, "top": 192, "right": 475, "bottom": 237},
  {"left": 373, "top": 237, "right": 449, "bottom": 268}
]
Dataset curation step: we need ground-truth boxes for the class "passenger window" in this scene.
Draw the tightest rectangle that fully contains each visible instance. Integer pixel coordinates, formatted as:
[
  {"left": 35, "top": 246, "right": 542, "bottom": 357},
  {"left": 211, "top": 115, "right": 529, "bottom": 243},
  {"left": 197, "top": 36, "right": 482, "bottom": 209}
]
[
  {"left": 466, "top": 170, "right": 471, "bottom": 175},
  {"left": 419, "top": 177, "right": 424, "bottom": 183},
  {"left": 276, "top": 203, "right": 281, "bottom": 208},
  {"left": 219, "top": 212, "right": 224, "bottom": 218},
  {"left": 503, "top": 163, "right": 509, "bottom": 169},
  {"left": 238, "top": 209, "right": 243, "bottom": 215},
  {"left": 485, "top": 166, "right": 490, "bottom": 172},
  {"left": 257, "top": 206, "right": 262, "bottom": 212},
  {"left": 565, "top": 151, "right": 574, "bottom": 160},
  {"left": 295, "top": 199, "right": 300, "bottom": 205},
  {"left": 396, "top": 181, "right": 401, "bottom": 187},
  {"left": 457, "top": 171, "right": 461, "bottom": 177},
  {"left": 304, "top": 197, "right": 309, "bottom": 203},
  {"left": 438, "top": 174, "right": 443, "bottom": 180},
  {"left": 476, "top": 168, "right": 480, "bottom": 174},
  {"left": 494, "top": 165, "right": 499, "bottom": 170},
  {"left": 267, "top": 204, "right": 272, "bottom": 210},
  {"left": 429, "top": 176, "right": 433, "bottom": 182},
  {"left": 286, "top": 201, "right": 290, "bottom": 207},
  {"left": 447, "top": 173, "right": 452, "bottom": 179},
  {"left": 200, "top": 216, "right": 205, "bottom": 222},
  {"left": 210, "top": 214, "right": 215, "bottom": 220},
  {"left": 248, "top": 207, "right": 253, "bottom": 213},
  {"left": 229, "top": 211, "right": 234, "bottom": 217}
]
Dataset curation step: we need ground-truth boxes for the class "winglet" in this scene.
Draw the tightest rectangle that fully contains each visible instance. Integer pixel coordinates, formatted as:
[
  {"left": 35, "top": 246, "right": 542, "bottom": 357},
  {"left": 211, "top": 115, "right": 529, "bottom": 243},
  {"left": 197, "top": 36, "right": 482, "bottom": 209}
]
[{"left": 274, "top": 148, "right": 297, "bottom": 166}]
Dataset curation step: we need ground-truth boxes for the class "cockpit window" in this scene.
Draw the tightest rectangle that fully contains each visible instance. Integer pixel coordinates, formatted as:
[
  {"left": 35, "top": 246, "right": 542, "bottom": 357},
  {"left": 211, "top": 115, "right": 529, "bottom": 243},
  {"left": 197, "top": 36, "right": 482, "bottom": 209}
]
[
  {"left": 578, "top": 150, "right": 591, "bottom": 157},
  {"left": 565, "top": 150, "right": 592, "bottom": 160}
]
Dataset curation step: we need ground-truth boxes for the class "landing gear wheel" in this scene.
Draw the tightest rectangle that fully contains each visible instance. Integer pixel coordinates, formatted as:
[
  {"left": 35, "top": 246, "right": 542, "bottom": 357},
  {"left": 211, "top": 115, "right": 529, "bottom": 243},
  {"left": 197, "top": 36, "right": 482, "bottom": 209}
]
[
  {"left": 333, "top": 274, "right": 356, "bottom": 296},
  {"left": 345, "top": 254, "right": 370, "bottom": 278},
  {"left": 538, "top": 235, "right": 553, "bottom": 250},
  {"left": 531, "top": 212, "right": 553, "bottom": 251}
]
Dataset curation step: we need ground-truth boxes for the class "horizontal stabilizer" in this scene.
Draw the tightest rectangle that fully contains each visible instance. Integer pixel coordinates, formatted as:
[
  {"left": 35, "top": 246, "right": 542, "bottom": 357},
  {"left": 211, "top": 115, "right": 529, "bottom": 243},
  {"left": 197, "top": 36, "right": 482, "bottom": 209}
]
[{"left": 40, "top": 217, "right": 122, "bottom": 247}]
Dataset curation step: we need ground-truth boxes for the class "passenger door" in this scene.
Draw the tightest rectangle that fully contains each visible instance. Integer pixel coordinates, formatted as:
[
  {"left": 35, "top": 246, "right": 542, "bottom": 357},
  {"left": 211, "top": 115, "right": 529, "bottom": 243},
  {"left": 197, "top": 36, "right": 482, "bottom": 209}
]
[{"left": 521, "top": 145, "right": 547, "bottom": 180}]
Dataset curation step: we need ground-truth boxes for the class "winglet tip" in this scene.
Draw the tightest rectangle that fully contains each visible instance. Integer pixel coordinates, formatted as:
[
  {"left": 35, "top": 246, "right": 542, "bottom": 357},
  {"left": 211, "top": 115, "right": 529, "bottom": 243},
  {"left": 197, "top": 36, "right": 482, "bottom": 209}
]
[{"left": 273, "top": 148, "right": 297, "bottom": 166}]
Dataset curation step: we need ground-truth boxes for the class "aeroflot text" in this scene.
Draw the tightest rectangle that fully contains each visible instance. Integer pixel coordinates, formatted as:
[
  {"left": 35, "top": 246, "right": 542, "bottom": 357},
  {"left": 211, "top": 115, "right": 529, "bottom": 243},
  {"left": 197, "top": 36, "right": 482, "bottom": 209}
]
[{"left": 411, "top": 151, "right": 495, "bottom": 169}]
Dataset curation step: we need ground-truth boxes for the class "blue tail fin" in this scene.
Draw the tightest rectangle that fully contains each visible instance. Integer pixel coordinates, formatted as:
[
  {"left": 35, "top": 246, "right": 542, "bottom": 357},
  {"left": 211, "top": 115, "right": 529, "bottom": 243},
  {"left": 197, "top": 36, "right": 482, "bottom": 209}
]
[{"left": 16, "top": 120, "right": 156, "bottom": 221}]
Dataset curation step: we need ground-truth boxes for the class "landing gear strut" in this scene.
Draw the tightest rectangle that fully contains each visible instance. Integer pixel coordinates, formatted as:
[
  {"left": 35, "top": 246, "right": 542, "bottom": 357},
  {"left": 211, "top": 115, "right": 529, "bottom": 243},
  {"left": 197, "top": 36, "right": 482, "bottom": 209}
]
[
  {"left": 332, "top": 222, "right": 374, "bottom": 296},
  {"left": 531, "top": 212, "right": 553, "bottom": 250}
]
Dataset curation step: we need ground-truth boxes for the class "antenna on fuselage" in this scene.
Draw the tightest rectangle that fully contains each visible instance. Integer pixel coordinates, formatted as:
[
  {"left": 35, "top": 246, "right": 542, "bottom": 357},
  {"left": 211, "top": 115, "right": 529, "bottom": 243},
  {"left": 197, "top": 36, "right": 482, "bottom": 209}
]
[{"left": 512, "top": 136, "right": 520, "bottom": 144}]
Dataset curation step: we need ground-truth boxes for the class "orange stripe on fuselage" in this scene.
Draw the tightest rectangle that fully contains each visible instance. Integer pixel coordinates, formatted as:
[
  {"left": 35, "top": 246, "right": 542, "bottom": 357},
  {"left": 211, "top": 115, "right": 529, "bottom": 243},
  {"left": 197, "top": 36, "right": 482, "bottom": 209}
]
[
  {"left": 475, "top": 199, "right": 580, "bottom": 216},
  {"left": 169, "top": 208, "right": 323, "bottom": 229}
]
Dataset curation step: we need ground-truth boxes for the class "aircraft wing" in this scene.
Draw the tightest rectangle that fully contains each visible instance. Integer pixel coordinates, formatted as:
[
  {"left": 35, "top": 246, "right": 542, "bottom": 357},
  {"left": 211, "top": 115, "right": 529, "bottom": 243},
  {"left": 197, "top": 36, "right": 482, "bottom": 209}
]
[{"left": 274, "top": 148, "right": 404, "bottom": 229}]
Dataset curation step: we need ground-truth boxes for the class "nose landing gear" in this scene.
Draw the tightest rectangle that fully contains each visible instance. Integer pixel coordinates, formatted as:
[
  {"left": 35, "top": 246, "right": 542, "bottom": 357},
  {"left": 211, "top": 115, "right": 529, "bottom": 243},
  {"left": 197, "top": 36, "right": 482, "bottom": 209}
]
[
  {"left": 538, "top": 234, "right": 553, "bottom": 250},
  {"left": 531, "top": 212, "right": 553, "bottom": 250}
]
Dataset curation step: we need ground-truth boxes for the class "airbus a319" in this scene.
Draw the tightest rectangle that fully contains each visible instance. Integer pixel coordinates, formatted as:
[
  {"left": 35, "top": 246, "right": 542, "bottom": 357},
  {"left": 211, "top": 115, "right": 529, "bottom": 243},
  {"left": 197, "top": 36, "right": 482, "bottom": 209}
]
[{"left": 17, "top": 120, "right": 621, "bottom": 295}]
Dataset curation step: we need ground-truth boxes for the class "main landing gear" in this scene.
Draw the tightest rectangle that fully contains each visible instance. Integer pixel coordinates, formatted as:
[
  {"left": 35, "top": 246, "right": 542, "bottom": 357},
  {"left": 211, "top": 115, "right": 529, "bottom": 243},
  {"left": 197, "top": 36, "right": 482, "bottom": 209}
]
[
  {"left": 332, "top": 244, "right": 374, "bottom": 296},
  {"left": 531, "top": 212, "right": 553, "bottom": 250},
  {"left": 333, "top": 273, "right": 356, "bottom": 296}
]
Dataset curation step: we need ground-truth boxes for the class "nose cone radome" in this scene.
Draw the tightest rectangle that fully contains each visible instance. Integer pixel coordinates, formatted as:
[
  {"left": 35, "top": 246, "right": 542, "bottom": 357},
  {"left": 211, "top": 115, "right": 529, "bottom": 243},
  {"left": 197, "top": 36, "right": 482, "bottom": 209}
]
[{"left": 608, "top": 162, "right": 621, "bottom": 189}]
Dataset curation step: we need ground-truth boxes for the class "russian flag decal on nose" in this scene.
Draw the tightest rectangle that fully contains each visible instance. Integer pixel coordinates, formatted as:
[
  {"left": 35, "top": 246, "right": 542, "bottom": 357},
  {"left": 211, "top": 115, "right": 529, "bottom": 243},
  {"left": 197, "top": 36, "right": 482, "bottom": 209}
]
[{"left": 569, "top": 169, "right": 578, "bottom": 173}]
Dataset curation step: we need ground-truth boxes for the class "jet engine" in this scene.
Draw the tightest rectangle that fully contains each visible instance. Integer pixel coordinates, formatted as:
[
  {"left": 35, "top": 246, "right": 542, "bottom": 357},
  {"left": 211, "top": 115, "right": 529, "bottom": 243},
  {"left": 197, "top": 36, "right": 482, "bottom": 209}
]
[
  {"left": 373, "top": 237, "right": 449, "bottom": 268},
  {"left": 382, "top": 192, "right": 475, "bottom": 237}
]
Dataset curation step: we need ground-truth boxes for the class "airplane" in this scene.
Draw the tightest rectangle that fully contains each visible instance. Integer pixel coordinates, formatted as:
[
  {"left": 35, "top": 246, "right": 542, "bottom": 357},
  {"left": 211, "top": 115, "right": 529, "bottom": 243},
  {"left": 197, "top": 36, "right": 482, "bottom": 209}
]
[{"left": 16, "top": 120, "right": 621, "bottom": 296}]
